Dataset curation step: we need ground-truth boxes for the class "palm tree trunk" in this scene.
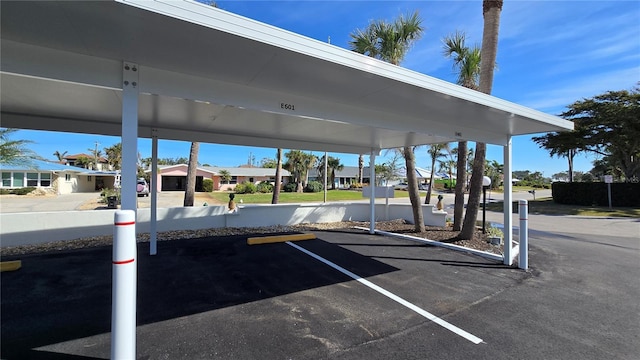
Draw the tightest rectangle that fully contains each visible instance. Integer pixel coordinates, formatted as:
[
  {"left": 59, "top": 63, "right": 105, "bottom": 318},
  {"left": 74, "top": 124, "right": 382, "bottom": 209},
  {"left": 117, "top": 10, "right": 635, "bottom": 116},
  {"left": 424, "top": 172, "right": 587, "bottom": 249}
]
[
  {"left": 453, "top": 141, "right": 467, "bottom": 230},
  {"left": 425, "top": 157, "right": 437, "bottom": 204},
  {"left": 460, "top": 0, "right": 502, "bottom": 240},
  {"left": 272, "top": 148, "right": 282, "bottom": 204},
  {"left": 183, "top": 142, "right": 199, "bottom": 207},
  {"left": 404, "top": 146, "right": 425, "bottom": 232},
  {"left": 358, "top": 154, "right": 364, "bottom": 184}
]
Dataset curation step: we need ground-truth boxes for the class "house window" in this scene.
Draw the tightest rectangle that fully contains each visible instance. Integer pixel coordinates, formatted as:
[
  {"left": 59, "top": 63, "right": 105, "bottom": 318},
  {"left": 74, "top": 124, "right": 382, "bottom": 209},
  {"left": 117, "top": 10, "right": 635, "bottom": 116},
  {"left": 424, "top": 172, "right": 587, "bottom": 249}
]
[
  {"left": 41, "top": 173, "right": 51, "bottom": 187},
  {"left": 27, "top": 172, "right": 39, "bottom": 186},
  {"left": 87, "top": 176, "right": 92, "bottom": 181},
  {"left": 229, "top": 176, "right": 238, "bottom": 184},
  {"left": 2, "top": 172, "right": 10, "bottom": 187},
  {"left": 12, "top": 172, "right": 24, "bottom": 187},
  {"left": 65, "top": 174, "right": 71, "bottom": 182},
  {"left": 249, "top": 177, "right": 254, "bottom": 183}
]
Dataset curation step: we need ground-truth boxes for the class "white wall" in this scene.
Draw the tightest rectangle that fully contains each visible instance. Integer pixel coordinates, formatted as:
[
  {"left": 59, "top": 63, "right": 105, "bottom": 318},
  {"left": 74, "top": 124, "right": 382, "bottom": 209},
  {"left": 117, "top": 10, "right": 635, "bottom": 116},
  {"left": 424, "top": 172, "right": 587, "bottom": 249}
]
[{"left": 0, "top": 203, "right": 446, "bottom": 247}]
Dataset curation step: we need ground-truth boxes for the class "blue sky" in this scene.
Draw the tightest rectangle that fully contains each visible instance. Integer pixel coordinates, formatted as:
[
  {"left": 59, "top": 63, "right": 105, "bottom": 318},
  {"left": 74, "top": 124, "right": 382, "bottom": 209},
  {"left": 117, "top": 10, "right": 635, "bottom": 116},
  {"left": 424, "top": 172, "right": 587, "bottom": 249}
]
[{"left": 12, "top": 0, "right": 640, "bottom": 177}]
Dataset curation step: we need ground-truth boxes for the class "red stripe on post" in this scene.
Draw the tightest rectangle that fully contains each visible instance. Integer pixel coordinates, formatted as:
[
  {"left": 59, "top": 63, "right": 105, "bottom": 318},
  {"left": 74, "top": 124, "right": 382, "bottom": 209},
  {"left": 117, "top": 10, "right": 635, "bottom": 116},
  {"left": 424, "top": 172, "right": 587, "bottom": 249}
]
[
  {"left": 115, "top": 221, "right": 136, "bottom": 226},
  {"left": 113, "top": 259, "right": 135, "bottom": 265}
]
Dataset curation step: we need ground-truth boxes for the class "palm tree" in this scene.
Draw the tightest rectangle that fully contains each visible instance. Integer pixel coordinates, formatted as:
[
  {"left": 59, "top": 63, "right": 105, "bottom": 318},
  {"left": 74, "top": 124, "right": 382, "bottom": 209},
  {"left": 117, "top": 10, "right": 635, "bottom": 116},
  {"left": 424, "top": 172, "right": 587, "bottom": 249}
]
[
  {"left": 0, "top": 128, "right": 36, "bottom": 166},
  {"left": 443, "top": 31, "right": 481, "bottom": 230},
  {"left": 460, "top": 0, "right": 504, "bottom": 240},
  {"left": 284, "top": 150, "right": 311, "bottom": 193},
  {"left": 219, "top": 169, "right": 231, "bottom": 185},
  {"left": 53, "top": 150, "right": 68, "bottom": 162},
  {"left": 425, "top": 144, "right": 449, "bottom": 204},
  {"left": 104, "top": 143, "right": 122, "bottom": 170},
  {"left": 271, "top": 148, "right": 282, "bottom": 204},
  {"left": 87, "top": 147, "right": 103, "bottom": 170},
  {"left": 358, "top": 154, "right": 364, "bottom": 185},
  {"left": 327, "top": 156, "right": 344, "bottom": 190},
  {"left": 349, "top": 10, "right": 425, "bottom": 232},
  {"left": 183, "top": 142, "right": 199, "bottom": 207}
]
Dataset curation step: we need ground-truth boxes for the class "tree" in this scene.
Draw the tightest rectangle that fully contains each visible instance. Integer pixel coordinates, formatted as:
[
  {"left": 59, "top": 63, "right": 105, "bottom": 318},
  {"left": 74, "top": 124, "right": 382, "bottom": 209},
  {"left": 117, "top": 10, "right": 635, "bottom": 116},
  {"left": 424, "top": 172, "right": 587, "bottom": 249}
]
[
  {"left": 349, "top": 10, "right": 425, "bottom": 232},
  {"left": 532, "top": 131, "right": 581, "bottom": 182},
  {"left": 460, "top": 0, "right": 503, "bottom": 240},
  {"left": 425, "top": 144, "right": 449, "bottom": 204},
  {"left": 219, "top": 169, "right": 231, "bottom": 184},
  {"left": 104, "top": 143, "right": 122, "bottom": 171},
  {"left": 75, "top": 156, "right": 92, "bottom": 169},
  {"left": 535, "top": 86, "right": 640, "bottom": 181},
  {"left": 260, "top": 157, "right": 277, "bottom": 168},
  {"left": 284, "top": 150, "right": 316, "bottom": 193},
  {"left": 53, "top": 150, "right": 68, "bottom": 162},
  {"left": 0, "top": 128, "right": 36, "bottom": 166},
  {"left": 358, "top": 154, "right": 364, "bottom": 185},
  {"left": 327, "top": 156, "right": 344, "bottom": 190},
  {"left": 183, "top": 142, "right": 200, "bottom": 207},
  {"left": 271, "top": 148, "right": 283, "bottom": 204},
  {"left": 443, "top": 31, "right": 481, "bottom": 230}
]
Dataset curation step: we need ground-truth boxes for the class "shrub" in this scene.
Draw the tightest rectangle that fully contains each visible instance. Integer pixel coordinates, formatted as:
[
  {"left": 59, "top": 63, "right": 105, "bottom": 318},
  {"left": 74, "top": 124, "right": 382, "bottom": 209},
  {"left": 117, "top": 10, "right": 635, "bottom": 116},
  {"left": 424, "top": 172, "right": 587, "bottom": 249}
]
[
  {"left": 202, "top": 179, "right": 213, "bottom": 192},
  {"left": 256, "top": 181, "right": 273, "bottom": 193},
  {"left": 304, "top": 181, "right": 323, "bottom": 193},
  {"left": 0, "top": 189, "right": 11, "bottom": 195},
  {"left": 235, "top": 181, "right": 256, "bottom": 194},
  {"left": 13, "top": 187, "right": 36, "bottom": 195},
  {"left": 100, "top": 188, "right": 121, "bottom": 204},
  {"left": 283, "top": 182, "right": 297, "bottom": 192},
  {"left": 552, "top": 181, "right": 640, "bottom": 207}
]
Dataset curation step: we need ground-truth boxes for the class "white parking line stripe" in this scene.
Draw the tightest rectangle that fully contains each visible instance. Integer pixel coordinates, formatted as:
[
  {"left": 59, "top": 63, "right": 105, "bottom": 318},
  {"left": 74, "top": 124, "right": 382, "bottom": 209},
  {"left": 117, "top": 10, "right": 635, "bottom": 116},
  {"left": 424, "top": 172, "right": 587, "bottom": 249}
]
[{"left": 286, "top": 241, "right": 484, "bottom": 345}]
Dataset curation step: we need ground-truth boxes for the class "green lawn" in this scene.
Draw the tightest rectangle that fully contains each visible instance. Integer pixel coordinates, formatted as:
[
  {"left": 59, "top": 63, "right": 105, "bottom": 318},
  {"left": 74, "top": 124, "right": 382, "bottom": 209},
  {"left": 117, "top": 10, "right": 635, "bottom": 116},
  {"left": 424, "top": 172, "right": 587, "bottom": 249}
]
[
  {"left": 485, "top": 197, "right": 640, "bottom": 218},
  {"left": 205, "top": 189, "right": 426, "bottom": 204}
]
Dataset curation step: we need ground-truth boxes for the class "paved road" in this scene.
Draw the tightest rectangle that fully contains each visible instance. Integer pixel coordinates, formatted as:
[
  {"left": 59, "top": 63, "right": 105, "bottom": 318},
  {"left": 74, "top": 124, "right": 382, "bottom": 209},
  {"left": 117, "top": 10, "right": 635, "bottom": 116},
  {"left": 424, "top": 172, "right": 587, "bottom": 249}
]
[{"left": 2, "top": 225, "right": 638, "bottom": 359}]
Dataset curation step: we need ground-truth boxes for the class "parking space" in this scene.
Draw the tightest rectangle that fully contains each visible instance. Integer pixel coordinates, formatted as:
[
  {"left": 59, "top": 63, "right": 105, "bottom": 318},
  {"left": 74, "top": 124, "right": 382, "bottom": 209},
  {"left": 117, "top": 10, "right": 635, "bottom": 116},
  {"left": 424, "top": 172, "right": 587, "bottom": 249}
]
[{"left": 2, "top": 228, "right": 638, "bottom": 359}]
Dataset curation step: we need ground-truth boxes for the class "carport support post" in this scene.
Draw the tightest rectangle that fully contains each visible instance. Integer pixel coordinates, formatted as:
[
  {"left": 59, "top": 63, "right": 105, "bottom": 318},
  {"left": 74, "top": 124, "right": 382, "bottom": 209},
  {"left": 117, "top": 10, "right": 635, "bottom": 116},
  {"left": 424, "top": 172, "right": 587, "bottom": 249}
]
[
  {"left": 111, "top": 210, "right": 137, "bottom": 360},
  {"left": 120, "top": 62, "right": 139, "bottom": 212},
  {"left": 150, "top": 129, "right": 158, "bottom": 255},
  {"left": 503, "top": 138, "right": 513, "bottom": 266},
  {"left": 519, "top": 200, "right": 529, "bottom": 270},
  {"left": 369, "top": 151, "right": 376, "bottom": 234}
]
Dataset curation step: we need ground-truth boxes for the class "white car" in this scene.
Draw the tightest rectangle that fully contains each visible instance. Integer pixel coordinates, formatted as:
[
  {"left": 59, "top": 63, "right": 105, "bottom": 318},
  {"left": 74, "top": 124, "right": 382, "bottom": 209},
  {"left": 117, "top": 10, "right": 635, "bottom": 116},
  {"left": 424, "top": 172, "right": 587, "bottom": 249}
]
[{"left": 136, "top": 179, "right": 149, "bottom": 197}]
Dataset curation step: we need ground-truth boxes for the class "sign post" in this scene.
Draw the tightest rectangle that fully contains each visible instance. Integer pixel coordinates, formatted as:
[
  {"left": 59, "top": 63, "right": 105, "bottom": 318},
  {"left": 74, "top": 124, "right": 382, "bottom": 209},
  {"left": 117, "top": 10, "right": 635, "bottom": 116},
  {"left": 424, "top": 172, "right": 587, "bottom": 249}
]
[{"left": 604, "top": 175, "right": 613, "bottom": 210}]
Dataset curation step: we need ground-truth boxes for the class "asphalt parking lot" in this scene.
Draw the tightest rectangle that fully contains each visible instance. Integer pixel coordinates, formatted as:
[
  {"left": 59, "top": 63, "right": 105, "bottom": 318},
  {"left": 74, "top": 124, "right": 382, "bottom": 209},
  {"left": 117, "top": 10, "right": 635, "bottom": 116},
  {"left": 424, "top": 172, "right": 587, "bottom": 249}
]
[{"left": 2, "top": 227, "right": 639, "bottom": 359}]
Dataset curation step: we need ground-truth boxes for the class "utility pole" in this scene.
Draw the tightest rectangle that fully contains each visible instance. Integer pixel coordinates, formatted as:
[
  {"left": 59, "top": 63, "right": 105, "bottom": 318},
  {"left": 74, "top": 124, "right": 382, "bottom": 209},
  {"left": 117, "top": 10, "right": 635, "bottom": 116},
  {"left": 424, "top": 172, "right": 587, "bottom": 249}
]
[{"left": 94, "top": 141, "right": 100, "bottom": 170}]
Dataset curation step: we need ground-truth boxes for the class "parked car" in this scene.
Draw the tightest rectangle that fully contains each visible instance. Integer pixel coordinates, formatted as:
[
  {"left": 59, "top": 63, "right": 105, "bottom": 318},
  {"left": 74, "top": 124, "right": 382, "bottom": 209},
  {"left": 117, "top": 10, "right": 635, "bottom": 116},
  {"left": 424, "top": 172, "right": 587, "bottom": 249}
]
[{"left": 136, "top": 178, "right": 149, "bottom": 197}]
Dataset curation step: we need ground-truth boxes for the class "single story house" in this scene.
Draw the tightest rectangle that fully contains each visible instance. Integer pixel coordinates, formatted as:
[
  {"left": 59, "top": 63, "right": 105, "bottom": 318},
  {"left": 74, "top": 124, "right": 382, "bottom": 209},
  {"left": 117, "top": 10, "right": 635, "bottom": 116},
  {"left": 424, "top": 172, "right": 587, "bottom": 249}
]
[
  {"left": 0, "top": 159, "right": 117, "bottom": 194},
  {"left": 308, "top": 166, "right": 371, "bottom": 188},
  {"left": 147, "top": 164, "right": 291, "bottom": 192}
]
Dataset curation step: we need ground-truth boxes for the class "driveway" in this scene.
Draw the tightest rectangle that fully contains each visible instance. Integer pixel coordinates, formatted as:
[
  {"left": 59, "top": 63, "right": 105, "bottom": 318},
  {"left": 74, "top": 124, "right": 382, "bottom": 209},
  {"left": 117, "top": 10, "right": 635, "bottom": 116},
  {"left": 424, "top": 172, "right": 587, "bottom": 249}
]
[{"left": 0, "top": 191, "right": 219, "bottom": 213}]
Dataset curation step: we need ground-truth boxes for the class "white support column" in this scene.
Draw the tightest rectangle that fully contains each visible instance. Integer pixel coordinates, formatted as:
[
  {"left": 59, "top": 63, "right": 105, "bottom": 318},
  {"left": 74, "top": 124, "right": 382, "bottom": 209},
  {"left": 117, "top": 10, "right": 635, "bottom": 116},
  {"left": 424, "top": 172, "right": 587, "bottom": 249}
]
[
  {"left": 369, "top": 151, "right": 376, "bottom": 234},
  {"left": 323, "top": 151, "right": 328, "bottom": 203},
  {"left": 111, "top": 210, "right": 137, "bottom": 360},
  {"left": 519, "top": 200, "right": 529, "bottom": 270},
  {"left": 150, "top": 129, "right": 158, "bottom": 255},
  {"left": 503, "top": 137, "right": 513, "bottom": 265},
  {"left": 120, "top": 62, "right": 139, "bottom": 212}
]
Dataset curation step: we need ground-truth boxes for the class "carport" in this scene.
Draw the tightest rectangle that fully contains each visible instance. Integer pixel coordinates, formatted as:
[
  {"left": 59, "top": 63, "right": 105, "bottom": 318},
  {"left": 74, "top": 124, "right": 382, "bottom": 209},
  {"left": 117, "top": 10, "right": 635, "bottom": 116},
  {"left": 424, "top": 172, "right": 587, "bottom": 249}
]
[{"left": 0, "top": 0, "right": 572, "bottom": 263}]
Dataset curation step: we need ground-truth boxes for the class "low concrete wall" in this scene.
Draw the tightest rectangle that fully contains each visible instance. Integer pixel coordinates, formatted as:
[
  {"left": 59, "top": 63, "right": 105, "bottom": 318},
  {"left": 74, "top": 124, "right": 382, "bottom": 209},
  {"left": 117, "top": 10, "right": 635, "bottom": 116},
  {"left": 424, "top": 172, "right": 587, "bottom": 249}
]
[{"left": 0, "top": 203, "right": 446, "bottom": 247}]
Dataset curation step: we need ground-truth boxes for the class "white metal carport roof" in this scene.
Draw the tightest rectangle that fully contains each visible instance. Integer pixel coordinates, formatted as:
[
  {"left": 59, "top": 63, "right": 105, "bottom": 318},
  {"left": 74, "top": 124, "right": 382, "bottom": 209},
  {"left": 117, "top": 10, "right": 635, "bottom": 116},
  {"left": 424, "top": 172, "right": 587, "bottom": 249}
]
[
  {"left": 0, "top": 0, "right": 572, "bottom": 154},
  {"left": 2, "top": 2, "right": 573, "bottom": 353}
]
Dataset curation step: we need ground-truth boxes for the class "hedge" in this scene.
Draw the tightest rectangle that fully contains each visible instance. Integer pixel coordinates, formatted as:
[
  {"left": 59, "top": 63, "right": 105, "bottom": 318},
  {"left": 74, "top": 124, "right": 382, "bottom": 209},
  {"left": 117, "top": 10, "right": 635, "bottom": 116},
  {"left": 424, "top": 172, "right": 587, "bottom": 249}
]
[{"left": 552, "top": 182, "right": 640, "bottom": 207}]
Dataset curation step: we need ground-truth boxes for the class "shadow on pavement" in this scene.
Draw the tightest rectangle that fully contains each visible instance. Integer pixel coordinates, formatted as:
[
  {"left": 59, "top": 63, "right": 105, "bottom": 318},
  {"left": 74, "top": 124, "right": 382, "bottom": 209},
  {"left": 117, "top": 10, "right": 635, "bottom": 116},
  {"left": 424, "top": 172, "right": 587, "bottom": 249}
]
[{"left": 0, "top": 233, "right": 398, "bottom": 359}]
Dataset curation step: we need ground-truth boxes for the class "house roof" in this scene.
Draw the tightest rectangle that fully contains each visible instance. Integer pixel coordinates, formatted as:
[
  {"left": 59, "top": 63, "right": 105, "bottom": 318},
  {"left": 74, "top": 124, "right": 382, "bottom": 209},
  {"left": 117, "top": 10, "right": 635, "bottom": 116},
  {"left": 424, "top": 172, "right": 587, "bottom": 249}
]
[
  {"left": 64, "top": 153, "right": 108, "bottom": 163},
  {"left": 0, "top": 159, "right": 111, "bottom": 174},
  {"left": 153, "top": 165, "right": 290, "bottom": 177},
  {"left": 309, "top": 166, "right": 370, "bottom": 178},
  {"left": 0, "top": 0, "right": 573, "bottom": 156}
]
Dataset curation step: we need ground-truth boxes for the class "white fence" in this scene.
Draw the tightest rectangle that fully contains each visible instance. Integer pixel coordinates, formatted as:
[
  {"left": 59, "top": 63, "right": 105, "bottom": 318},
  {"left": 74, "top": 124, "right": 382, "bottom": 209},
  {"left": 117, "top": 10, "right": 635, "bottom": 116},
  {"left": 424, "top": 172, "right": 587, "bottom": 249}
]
[{"left": 0, "top": 203, "right": 447, "bottom": 247}]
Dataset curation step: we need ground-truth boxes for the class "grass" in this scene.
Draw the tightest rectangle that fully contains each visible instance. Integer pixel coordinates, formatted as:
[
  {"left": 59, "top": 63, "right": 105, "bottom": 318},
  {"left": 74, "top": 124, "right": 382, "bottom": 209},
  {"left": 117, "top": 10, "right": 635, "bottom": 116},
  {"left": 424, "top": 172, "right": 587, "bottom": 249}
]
[
  {"left": 485, "top": 197, "right": 640, "bottom": 218},
  {"left": 205, "top": 189, "right": 426, "bottom": 204}
]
